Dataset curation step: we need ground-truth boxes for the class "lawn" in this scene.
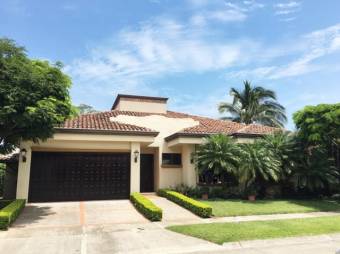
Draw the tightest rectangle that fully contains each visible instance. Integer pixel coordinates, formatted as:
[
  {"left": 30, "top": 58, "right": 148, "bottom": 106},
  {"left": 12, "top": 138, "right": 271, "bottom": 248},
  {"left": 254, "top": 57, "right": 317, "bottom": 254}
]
[
  {"left": 168, "top": 216, "right": 340, "bottom": 244},
  {"left": 201, "top": 199, "right": 340, "bottom": 217}
]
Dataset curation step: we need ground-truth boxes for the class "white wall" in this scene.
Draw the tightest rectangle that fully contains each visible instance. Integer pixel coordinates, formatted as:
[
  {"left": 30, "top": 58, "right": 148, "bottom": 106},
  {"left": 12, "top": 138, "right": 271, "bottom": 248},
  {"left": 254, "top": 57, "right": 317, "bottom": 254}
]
[
  {"left": 182, "top": 144, "right": 197, "bottom": 187},
  {"left": 130, "top": 142, "right": 141, "bottom": 193},
  {"left": 16, "top": 143, "right": 32, "bottom": 200},
  {"left": 116, "top": 100, "right": 167, "bottom": 114}
]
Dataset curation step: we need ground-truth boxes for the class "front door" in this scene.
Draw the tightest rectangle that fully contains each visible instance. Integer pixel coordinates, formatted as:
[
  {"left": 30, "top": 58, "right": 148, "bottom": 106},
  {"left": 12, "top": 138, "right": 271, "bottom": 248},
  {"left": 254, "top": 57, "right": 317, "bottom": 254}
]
[{"left": 140, "top": 154, "right": 154, "bottom": 192}]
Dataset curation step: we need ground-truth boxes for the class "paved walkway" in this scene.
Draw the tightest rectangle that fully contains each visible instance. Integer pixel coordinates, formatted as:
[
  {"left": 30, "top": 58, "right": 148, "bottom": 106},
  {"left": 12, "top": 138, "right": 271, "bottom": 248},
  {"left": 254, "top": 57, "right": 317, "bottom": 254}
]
[
  {"left": 146, "top": 194, "right": 201, "bottom": 223},
  {"left": 161, "top": 210, "right": 340, "bottom": 226}
]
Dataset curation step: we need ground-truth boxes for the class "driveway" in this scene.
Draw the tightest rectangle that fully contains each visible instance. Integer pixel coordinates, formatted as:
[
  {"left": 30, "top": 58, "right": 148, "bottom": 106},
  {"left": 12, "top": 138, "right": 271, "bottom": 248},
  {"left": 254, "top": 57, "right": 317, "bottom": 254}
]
[{"left": 0, "top": 200, "right": 220, "bottom": 254}]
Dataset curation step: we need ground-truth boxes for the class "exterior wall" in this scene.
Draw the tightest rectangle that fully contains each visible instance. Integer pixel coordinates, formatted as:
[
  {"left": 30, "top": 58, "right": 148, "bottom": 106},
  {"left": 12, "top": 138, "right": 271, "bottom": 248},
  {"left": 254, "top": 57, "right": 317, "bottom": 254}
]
[
  {"left": 16, "top": 143, "right": 32, "bottom": 200},
  {"left": 182, "top": 144, "right": 197, "bottom": 187},
  {"left": 130, "top": 142, "right": 140, "bottom": 193},
  {"left": 234, "top": 137, "right": 256, "bottom": 143},
  {"left": 167, "top": 137, "right": 204, "bottom": 147},
  {"left": 158, "top": 144, "right": 183, "bottom": 189},
  {"left": 116, "top": 100, "right": 167, "bottom": 114}
]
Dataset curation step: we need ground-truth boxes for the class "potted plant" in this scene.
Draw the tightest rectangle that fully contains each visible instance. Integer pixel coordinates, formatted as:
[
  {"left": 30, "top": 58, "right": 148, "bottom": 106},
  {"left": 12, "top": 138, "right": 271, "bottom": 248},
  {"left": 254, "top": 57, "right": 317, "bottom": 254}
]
[
  {"left": 245, "top": 184, "right": 258, "bottom": 201},
  {"left": 200, "top": 186, "right": 209, "bottom": 200}
]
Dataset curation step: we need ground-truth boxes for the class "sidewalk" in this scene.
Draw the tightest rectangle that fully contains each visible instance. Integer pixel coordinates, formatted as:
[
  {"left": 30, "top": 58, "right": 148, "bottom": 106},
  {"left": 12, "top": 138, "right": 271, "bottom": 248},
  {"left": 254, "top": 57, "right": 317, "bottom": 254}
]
[
  {"left": 162, "top": 210, "right": 340, "bottom": 226},
  {"left": 192, "top": 233, "right": 340, "bottom": 254}
]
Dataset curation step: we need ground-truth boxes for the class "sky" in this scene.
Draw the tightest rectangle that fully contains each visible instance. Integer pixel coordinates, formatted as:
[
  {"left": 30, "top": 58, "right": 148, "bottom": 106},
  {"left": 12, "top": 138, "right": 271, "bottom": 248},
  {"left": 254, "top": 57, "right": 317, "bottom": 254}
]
[{"left": 1, "top": 0, "right": 340, "bottom": 129}]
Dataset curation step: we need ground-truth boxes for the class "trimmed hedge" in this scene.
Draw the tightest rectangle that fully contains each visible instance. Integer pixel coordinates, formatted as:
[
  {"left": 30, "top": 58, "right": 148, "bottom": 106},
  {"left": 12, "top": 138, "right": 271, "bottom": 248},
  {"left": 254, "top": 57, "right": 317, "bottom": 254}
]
[
  {"left": 158, "top": 189, "right": 212, "bottom": 218},
  {"left": 0, "top": 199, "right": 26, "bottom": 230},
  {"left": 130, "top": 193, "right": 162, "bottom": 221}
]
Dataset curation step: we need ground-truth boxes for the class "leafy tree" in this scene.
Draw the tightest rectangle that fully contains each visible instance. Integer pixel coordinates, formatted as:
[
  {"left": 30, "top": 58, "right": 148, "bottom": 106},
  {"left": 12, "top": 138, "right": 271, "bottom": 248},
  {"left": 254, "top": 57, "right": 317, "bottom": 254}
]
[
  {"left": 293, "top": 103, "right": 340, "bottom": 147},
  {"left": 195, "top": 134, "right": 241, "bottom": 177},
  {"left": 290, "top": 147, "right": 339, "bottom": 192},
  {"left": 219, "top": 80, "right": 287, "bottom": 127},
  {"left": 238, "top": 142, "right": 282, "bottom": 188},
  {"left": 0, "top": 38, "right": 74, "bottom": 154},
  {"left": 75, "top": 104, "right": 98, "bottom": 115}
]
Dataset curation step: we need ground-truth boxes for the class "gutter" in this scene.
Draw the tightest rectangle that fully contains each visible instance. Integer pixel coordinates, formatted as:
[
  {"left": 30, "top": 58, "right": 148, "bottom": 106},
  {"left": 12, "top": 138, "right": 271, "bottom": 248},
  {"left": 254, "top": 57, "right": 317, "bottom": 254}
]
[{"left": 54, "top": 128, "right": 159, "bottom": 137}]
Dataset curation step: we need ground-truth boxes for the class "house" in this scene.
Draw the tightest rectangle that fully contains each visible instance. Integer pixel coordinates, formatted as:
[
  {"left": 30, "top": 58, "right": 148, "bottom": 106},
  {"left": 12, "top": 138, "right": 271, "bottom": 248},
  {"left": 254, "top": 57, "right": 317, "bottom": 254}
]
[{"left": 3, "top": 94, "right": 275, "bottom": 202}]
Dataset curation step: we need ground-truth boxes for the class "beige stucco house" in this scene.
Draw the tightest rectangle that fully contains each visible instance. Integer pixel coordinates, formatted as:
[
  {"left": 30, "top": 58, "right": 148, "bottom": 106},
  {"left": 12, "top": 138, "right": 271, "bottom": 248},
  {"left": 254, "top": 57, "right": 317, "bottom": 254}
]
[{"left": 12, "top": 94, "right": 275, "bottom": 202}]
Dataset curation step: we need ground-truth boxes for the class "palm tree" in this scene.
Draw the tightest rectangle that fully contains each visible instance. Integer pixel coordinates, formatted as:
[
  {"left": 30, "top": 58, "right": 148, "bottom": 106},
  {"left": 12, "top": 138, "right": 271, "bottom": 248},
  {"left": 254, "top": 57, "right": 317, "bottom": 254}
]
[
  {"left": 218, "top": 80, "right": 287, "bottom": 127},
  {"left": 290, "top": 147, "right": 339, "bottom": 192},
  {"left": 257, "top": 131, "right": 297, "bottom": 178},
  {"left": 238, "top": 142, "right": 282, "bottom": 188},
  {"left": 195, "top": 134, "right": 241, "bottom": 177}
]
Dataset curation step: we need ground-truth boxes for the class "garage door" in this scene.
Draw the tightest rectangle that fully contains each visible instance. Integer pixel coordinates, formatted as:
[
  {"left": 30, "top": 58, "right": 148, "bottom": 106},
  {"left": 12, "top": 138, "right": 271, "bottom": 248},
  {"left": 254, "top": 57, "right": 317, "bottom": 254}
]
[{"left": 28, "top": 152, "right": 130, "bottom": 202}]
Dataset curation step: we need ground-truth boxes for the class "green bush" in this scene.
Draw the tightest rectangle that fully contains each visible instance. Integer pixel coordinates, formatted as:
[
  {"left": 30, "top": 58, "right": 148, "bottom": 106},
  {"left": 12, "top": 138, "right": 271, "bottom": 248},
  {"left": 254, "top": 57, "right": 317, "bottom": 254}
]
[
  {"left": 157, "top": 189, "right": 212, "bottom": 218},
  {"left": 130, "top": 193, "right": 162, "bottom": 221},
  {"left": 0, "top": 199, "right": 26, "bottom": 230},
  {"left": 0, "top": 163, "right": 5, "bottom": 197},
  {"left": 0, "top": 200, "right": 11, "bottom": 209}
]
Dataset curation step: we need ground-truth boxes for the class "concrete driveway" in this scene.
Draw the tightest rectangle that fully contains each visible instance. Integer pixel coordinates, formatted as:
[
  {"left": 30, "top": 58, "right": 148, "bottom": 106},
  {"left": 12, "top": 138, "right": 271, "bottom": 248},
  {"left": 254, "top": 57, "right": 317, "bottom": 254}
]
[
  {"left": 10, "top": 200, "right": 148, "bottom": 229},
  {"left": 0, "top": 200, "right": 220, "bottom": 254}
]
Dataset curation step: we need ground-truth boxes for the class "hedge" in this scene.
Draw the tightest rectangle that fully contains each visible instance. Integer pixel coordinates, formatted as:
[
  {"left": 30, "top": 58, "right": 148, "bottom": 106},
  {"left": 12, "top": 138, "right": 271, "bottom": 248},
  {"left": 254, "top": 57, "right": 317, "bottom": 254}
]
[
  {"left": 0, "top": 199, "right": 26, "bottom": 230},
  {"left": 157, "top": 189, "right": 212, "bottom": 218},
  {"left": 130, "top": 193, "right": 162, "bottom": 221}
]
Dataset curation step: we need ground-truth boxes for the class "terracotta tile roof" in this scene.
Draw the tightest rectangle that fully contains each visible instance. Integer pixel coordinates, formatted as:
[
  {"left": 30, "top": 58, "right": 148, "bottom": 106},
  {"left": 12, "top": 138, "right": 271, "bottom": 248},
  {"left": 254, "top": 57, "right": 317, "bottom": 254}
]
[
  {"left": 57, "top": 110, "right": 277, "bottom": 138},
  {"left": 233, "top": 124, "right": 278, "bottom": 135},
  {"left": 58, "top": 111, "right": 159, "bottom": 135}
]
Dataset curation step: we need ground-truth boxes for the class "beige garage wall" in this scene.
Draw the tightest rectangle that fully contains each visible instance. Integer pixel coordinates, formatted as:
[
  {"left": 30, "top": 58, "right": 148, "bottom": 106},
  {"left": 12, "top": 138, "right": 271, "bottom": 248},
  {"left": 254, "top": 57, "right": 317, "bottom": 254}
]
[{"left": 15, "top": 132, "right": 155, "bottom": 200}]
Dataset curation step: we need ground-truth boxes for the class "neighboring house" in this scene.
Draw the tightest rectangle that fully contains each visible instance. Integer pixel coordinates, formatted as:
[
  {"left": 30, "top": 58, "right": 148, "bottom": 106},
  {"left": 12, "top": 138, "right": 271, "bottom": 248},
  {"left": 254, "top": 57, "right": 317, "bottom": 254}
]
[{"left": 2, "top": 94, "right": 275, "bottom": 202}]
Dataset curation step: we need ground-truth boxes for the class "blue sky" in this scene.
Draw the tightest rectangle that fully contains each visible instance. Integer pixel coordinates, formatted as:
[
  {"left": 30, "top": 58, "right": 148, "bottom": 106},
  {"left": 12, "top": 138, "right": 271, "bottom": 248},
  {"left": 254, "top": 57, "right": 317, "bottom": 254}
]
[{"left": 1, "top": 0, "right": 340, "bottom": 129}]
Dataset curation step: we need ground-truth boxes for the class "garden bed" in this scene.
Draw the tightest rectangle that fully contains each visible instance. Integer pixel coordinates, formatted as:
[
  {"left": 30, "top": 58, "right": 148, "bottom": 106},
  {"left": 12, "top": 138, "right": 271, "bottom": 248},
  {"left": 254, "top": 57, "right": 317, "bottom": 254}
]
[
  {"left": 201, "top": 199, "right": 340, "bottom": 217},
  {"left": 168, "top": 216, "right": 340, "bottom": 244}
]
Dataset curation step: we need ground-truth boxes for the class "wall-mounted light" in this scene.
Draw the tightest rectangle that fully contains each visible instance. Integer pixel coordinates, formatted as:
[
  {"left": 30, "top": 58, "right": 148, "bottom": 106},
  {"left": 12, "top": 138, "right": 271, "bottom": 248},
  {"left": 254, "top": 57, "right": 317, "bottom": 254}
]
[
  {"left": 21, "top": 148, "right": 27, "bottom": 162},
  {"left": 133, "top": 150, "right": 140, "bottom": 163}
]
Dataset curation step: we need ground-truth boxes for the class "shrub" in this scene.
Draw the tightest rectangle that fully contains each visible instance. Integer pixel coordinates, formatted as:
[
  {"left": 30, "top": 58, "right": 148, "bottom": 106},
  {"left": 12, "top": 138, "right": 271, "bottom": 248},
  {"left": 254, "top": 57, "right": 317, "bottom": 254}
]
[
  {"left": 157, "top": 189, "right": 212, "bottom": 218},
  {"left": 0, "top": 163, "right": 5, "bottom": 197},
  {"left": 0, "top": 199, "right": 26, "bottom": 230},
  {"left": 130, "top": 193, "right": 162, "bottom": 221}
]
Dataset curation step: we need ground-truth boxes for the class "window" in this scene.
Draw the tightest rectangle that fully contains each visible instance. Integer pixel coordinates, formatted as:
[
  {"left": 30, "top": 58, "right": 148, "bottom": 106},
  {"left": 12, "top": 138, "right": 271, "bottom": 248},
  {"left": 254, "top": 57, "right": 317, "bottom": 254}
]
[{"left": 162, "top": 153, "right": 182, "bottom": 166}]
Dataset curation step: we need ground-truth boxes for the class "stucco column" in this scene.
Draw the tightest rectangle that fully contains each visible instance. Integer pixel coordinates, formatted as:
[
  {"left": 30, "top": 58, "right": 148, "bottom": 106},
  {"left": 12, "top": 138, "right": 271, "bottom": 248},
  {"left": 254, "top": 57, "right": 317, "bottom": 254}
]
[
  {"left": 182, "top": 144, "right": 197, "bottom": 187},
  {"left": 16, "top": 143, "right": 32, "bottom": 200},
  {"left": 130, "top": 142, "right": 141, "bottom": 193}
]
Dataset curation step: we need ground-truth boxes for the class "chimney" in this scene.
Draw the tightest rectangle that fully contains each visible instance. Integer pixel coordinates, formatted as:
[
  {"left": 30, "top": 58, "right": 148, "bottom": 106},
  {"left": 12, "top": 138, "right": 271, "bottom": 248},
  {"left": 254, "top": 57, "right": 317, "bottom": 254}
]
[{"left": 111, "top": 94, "right": 168, "bottom": 114}]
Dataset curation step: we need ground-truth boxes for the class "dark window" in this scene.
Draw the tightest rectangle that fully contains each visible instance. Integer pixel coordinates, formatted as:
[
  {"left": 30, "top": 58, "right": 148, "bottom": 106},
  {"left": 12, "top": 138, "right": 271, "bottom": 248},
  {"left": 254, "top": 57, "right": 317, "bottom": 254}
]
[{"left": 162, "top": 153, "right": 182, "bottom": 166}]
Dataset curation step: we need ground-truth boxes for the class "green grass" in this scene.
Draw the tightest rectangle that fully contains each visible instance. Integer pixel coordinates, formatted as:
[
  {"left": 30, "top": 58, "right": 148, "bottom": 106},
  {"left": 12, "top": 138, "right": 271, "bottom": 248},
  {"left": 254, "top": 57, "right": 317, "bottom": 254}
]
[
  {"left": 201, "top": 199, "right": 340, "bottom": 217},
  {"left": 168, "top": 216, "right": 340, "bottom": 244}
]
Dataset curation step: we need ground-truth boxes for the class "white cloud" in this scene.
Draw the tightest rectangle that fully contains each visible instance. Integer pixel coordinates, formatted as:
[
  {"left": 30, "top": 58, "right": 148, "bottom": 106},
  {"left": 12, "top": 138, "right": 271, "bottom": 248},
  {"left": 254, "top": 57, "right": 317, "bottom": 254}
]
[
  {"left": 274, "top": 1, "right": 301, "bottom": 21},
  {"left": 188, "top": 0, "right": 264, "bottom": 25},
  {"left": 275, "top": 1, "right": 301, "bottom": 9},
  {"left": 67, "top": 18, "right": 248, "bottom": 98},
  {"left": 207, "top": 9, "right": 247, "bottom": 22},
  {"left": 227, "top": 23, "right": 340, "bottom": 80}
]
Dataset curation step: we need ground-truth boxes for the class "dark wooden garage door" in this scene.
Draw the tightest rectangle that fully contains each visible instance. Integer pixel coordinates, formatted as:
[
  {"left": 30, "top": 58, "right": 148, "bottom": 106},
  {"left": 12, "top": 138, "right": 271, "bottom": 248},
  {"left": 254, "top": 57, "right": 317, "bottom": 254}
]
[{"left": 28, "top": 152, "right": 130, "bottom": 202}]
